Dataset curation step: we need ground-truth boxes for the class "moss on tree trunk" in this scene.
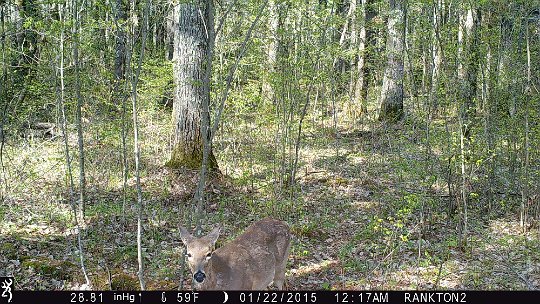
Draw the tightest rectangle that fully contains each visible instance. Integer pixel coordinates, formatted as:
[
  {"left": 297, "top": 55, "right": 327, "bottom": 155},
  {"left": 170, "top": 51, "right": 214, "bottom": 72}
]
[
  {"left": 166, "top": 1, "right": 218, "bottom": 171},
  {"left": 166, "top": 144, "right": 218, "bottom": 170}
]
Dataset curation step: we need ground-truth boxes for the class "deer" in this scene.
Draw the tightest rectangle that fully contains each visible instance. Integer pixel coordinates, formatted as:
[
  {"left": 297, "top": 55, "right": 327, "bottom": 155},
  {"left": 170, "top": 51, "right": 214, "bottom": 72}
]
[{"left": 179, "top": 217, "right": 291, "bottom": 290}]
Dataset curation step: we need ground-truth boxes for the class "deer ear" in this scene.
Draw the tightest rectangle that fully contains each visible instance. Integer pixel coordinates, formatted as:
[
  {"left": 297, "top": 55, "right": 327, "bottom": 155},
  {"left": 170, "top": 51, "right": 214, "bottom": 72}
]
[
  {"left": 179, "top": 226, "right": 193, "bottom": 244},
  {"left": 206, "top": 226, "right": 221, "bottom": 246}
]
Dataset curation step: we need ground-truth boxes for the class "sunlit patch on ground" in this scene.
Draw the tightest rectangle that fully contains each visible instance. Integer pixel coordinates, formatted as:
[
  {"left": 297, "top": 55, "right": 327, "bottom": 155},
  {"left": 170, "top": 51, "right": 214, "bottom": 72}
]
[
  {"left": 350, "top": 200, "right": 380, "bottom": 210},
  {"left": 288, "top": 259, "right": 340, "bottom": 289},
  {"left": 488, "top": 218, "right": 527, "bottom": 236},
  {"left": 290, "top": 259, "right": 339, "bottom": 277}
]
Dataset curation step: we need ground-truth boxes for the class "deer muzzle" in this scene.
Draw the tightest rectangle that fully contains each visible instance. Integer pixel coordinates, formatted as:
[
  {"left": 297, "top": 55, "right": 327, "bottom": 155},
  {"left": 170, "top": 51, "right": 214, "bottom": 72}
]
[{"left": 194, "top": 270, "right": 206, "bottom": 283}]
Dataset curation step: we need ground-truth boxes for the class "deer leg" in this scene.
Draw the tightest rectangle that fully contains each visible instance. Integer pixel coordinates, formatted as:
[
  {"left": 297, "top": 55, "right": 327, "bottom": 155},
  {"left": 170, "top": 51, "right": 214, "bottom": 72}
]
[{"left": 273, "top": 240, "right": 291, "bottom": 290}]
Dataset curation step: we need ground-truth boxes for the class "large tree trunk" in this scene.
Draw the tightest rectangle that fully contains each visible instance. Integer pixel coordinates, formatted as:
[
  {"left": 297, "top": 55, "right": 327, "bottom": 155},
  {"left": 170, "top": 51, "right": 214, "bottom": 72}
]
[
  {"left": 167, "top": 0, "right": 217, "bottom": 170},
  {"left": 379, "top": 0, "right": 405, "bottom": 121}
]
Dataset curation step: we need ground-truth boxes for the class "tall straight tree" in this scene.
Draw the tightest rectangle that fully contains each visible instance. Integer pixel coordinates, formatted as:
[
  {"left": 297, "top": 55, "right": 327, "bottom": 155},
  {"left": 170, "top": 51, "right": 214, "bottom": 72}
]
[
  {"left": 262, "top": 0, "right": 280, "bottom": 103},
  {"left": 379, "top": 0, "right": 405, "bottom": 121},
  {"left": 167, "top": 0, "right": 217, "bottom": 170},
  {"left": 429, "top": 0, "right": 443, "bottom": 112},
  {"left": 130, "top": 0, "right": 152, "bottom": 289},
  {"left": 73, "top": 0, "right": 86, "bottom": 220},
  {"left": 114, "top": 0, "right": 129, "bottom": 220},
  {"left": 458, "top": 5, "right": 478, "bottom": 110},
  {"left": 166, "top": 6, "right": 175, "bottom": 60},
  {"left": 57, "top": 3, "right": 90, "bottom": 287},
  {"left": 353, "top": 0, "right": 375, "bottom": 115},
  {"left": 114, "top": 0, "right": 127, "bottom": 83},
  {"left": 348, "top": 0, "right": 358, "bottom": 108},
  {"left": 456, "top": 2, "right": 479, "bottom": 247}
]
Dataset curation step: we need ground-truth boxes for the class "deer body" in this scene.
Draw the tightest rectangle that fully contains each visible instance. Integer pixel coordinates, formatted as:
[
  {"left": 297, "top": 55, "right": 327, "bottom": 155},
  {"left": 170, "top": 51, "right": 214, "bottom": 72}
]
[{"left": 180, "top": 218, "right": 291, "bottom": 290}]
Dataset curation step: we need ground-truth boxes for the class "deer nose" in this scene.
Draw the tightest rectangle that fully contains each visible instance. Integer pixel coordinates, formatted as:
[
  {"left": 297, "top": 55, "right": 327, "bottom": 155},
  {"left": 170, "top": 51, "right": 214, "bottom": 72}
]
[{"left": 194, "top": 271, "right": 206, "bottom": 283}]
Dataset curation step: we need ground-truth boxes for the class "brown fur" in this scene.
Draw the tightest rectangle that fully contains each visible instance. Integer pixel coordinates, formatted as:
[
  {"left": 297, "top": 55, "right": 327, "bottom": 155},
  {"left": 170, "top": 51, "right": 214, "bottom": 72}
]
[{"left": 180, "top": 218, "right": 291, "bottom": 290}]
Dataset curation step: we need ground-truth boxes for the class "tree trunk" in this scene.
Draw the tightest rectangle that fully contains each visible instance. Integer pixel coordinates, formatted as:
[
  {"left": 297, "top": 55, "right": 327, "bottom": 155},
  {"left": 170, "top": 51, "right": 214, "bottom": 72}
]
[
  {"left": 73, "top": 0, "right": 86, "bottom": 220},
  {"left": 167, "top": 0, "right": 217, "bottom": 170},
  {"left": 353, "top": 0, "right": 374, "bottom": 115},
  {"left": 456, "top": 3, "right": 479, "bottom": 248},
  {"left": 378, "top": 0, "right": 405, "bottom": 122},
  {"left": 57, "top": 3, "right": 90, "bottom": 287},
  {"left": 348, "top": 0, "right": 357, "bottom": 102},
  {"left": 114, "top": 0, "right": 126, "bottom": 82},
  {"left": 497, "top": 15, "right": 514, "bottom": 121},
  {"left": 430, "top": 0, "right": 443, "bottom": 113},
  {"left": 130, "top": 0, "right": 152, "bottom": 290},
  {"left": 482, "top": 9, "right": 495, "bottom": 211},
  {"left": 521, "top": 20, "right": 531, "bottom": 231},
  {"left": 166, "top": 6, "right": 174, "bottom": 60},
  {"left": 262, "top": 0, "right": 280, "bottom": 103},
  {"left": 457, "top": 7, "right": 478, "bottom": 110}
]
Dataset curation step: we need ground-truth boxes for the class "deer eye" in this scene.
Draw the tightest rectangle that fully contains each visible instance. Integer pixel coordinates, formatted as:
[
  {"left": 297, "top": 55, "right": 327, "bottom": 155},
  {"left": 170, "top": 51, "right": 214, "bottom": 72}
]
[
  {"left": 206, "top": 252, "right": 212, "bottom": 258},
  {"left": 186, "top": 253, "right": 192, "bottom": 258}
]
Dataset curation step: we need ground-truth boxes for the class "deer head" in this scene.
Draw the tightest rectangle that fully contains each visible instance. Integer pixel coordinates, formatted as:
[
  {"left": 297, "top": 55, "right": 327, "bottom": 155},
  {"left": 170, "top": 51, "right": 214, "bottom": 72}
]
[{"left": 179, "top": 226, "right": 220, "bottom": 284}]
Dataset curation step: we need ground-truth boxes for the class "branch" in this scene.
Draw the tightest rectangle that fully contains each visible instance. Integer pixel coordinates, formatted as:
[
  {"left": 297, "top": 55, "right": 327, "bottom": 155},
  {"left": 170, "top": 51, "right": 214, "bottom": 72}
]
[
  {"left": 210, "top": 1, "right": 267, "bottom": 142},
  {"left": 215, "top": 0, "right": 237, "bottom": 39}
]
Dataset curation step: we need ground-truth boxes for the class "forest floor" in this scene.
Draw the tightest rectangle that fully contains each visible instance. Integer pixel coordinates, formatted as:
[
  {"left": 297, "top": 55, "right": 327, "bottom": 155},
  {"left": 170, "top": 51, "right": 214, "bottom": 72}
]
[{"left": 1, "top": 103, "right": 540, "bottom": 290}]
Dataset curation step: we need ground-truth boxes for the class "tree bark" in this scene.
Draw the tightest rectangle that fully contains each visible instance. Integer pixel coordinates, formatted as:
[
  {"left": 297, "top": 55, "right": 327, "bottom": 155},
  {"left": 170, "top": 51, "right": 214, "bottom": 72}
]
[
  {"left": 521, "top": 19, "right": 531, "bottom": 231},
  {"left": 456, "top": 3, "right": 479, "bottom": 248},
  {"left": 73, "top": 0, "right": 86, "bottom": 220},
  {"left": 167, "top": 0, "right": 217, "bottom": 170},
  {"left": 262, "top": 0, "right": 280, "bottom": 103},
  {"left": 348, "top": 0, "right": 357, "bottom": 100},
  {"left": 430, "top": 0, "right": 443, "bottom": 113},
  {"left": 114, "top": 0, "right": 126, "bottom": 82},
  {"left": 497, "top": 15, "right": 512, "bottom": 114},
  {"left": 166, "top": 5, "right": 174, "bottom": 60},
  {"left": 353, "top": 0, "right": 374, "bottom": 115},
  {"left": 379, "top": 0, "right": 405, "bottom": 122},
  {"left": 457, "top": 6, "right": 479, "bottom": 111}
]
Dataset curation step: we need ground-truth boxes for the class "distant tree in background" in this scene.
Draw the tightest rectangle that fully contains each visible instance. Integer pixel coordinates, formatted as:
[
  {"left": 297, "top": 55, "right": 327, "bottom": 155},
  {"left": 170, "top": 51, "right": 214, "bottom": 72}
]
[
  {"left": 379, "top": 0, "right": 405, "bottom": 121},
  {"left": 353, "top": 0, "right": 375, "bottom": 116},
  {"left": 262, "top": 0, "right": 281, "bottom": 104}
]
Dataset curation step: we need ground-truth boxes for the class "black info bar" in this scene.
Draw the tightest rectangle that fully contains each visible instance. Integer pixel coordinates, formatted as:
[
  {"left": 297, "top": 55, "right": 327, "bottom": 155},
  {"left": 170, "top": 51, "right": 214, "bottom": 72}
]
[{"left": 1, "top": 290, "right": 539, "bottom": 304}]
